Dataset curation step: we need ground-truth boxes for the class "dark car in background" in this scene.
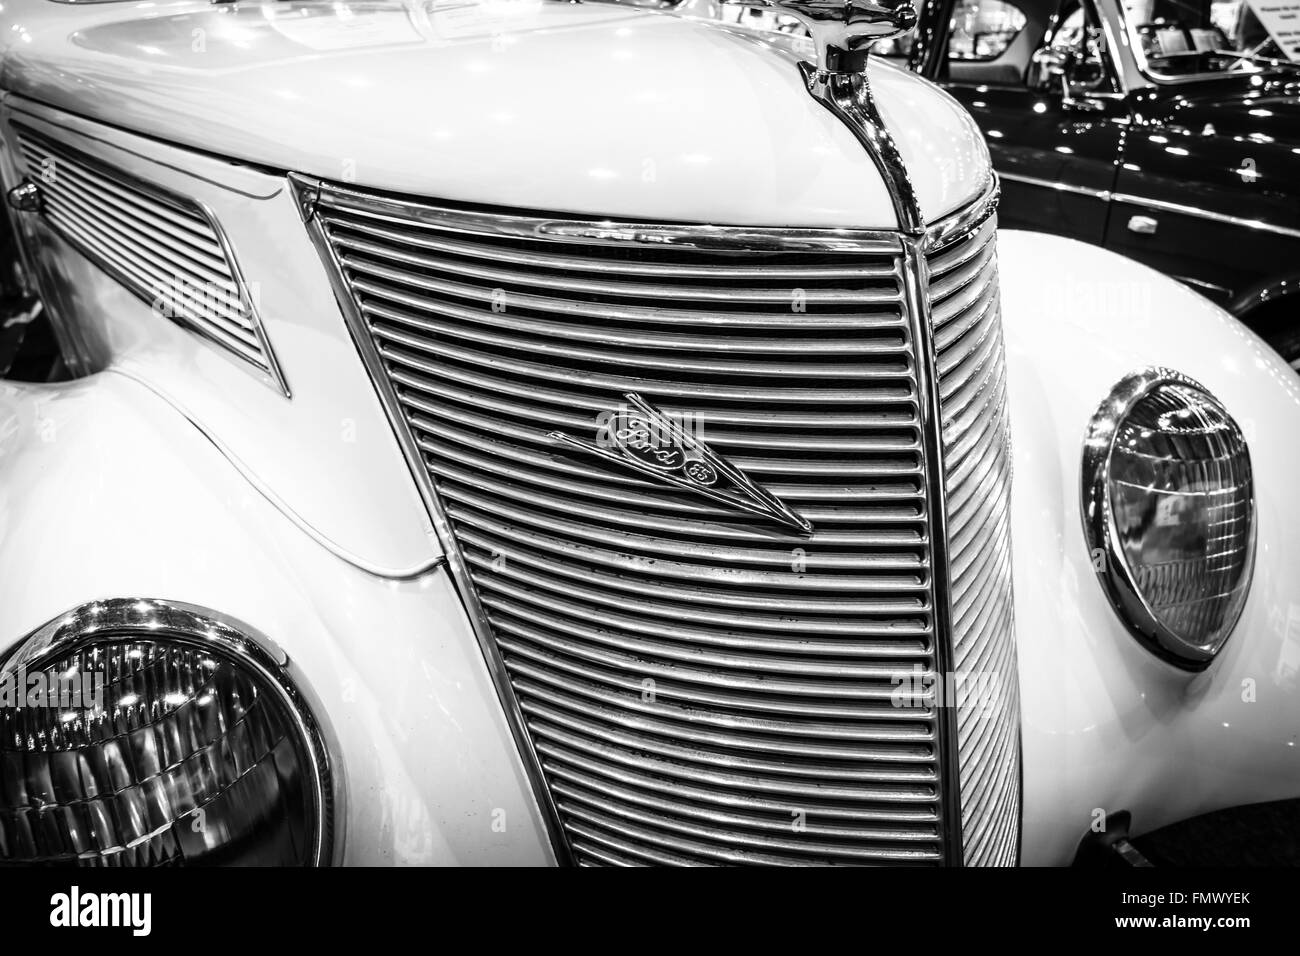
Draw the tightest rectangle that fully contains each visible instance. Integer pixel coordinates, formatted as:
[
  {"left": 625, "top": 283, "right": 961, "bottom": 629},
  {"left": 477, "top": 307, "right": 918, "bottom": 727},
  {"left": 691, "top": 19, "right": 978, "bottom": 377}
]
[{"left": 898, "top": 0, "right": 1300, "bottom": 366}]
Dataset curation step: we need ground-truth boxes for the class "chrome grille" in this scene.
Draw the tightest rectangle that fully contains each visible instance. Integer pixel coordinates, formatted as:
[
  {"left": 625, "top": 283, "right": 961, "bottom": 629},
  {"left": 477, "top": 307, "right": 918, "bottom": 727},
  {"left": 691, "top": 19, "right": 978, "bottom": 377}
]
[
  {"left": 309, "top": 181, "right": 1017, "bottom": 865},
  {"left": 927, "top": 218, "right": 1020, "bottom": 866},
  {"left": 12, "top": 125, "right": 285, "bottom": 392}
]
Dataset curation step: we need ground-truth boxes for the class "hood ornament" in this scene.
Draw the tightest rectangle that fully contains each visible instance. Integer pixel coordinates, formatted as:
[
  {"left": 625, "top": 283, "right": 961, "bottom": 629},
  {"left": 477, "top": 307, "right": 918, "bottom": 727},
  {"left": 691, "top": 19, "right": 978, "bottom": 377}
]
[
  {"left": 731, "top": 0, "right": 916, "bottom": 74},
  {"left": 726, "top": 0, "right": 925, "bottom": 233},
  {"left": 550, "top": 393, "right": 813, "bottom": 535}
]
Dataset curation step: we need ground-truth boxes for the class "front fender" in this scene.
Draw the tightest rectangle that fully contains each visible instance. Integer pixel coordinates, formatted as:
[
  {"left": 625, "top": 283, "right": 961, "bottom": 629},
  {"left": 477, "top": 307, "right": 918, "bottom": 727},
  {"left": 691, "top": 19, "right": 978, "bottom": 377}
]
[
  {"left": 999, "top": 229, "right": 1300, "bottom": 864},
  {"left": 0, "top": 371, "right": 552, "bottom": 865}
]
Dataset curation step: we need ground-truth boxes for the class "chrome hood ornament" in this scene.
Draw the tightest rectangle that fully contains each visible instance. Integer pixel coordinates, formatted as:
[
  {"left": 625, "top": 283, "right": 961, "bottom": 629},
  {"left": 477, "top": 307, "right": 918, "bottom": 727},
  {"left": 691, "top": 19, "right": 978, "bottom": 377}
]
[
  {"left": 732, "top": 0, "right": 917, "bottom": 74},
  {"left": 726, "top": 0, "right": 925, "bottom": 233},
  {"left": 550, "top": 393, "right": 813, "bottom": 534}
]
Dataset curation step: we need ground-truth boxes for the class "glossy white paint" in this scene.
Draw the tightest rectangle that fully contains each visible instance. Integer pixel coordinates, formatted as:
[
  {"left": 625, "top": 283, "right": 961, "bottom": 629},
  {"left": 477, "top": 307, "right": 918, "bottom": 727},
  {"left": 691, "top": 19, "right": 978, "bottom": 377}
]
[
  {"left": 0, "top": 373, "right": 552, "bottom": 865},
  {"left": 0, "top": 96, "right": 443, "bottom": 577},
  {"left": 0, "top": 0, "right": 987, "bottom": 228},
  {"left": 999, "top": 230, "right": 1300, "bottom": 864}
]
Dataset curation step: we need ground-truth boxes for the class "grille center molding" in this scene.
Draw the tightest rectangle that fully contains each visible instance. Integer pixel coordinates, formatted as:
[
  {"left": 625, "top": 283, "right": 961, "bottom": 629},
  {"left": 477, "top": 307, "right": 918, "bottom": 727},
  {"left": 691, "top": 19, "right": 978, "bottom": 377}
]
[{"left": 549, "top": 392, "right": 814, "bottom": 535}]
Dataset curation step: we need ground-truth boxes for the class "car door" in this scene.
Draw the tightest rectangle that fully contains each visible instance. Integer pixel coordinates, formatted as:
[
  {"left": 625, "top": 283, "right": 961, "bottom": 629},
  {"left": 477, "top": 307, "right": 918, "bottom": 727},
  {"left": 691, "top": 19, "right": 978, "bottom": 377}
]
[
  {"left": 1104, "top": 97, "right": 1300, "bottom": 309},
  {"left": 915, "top": 0, "right": 1128, "bottom": 245}
]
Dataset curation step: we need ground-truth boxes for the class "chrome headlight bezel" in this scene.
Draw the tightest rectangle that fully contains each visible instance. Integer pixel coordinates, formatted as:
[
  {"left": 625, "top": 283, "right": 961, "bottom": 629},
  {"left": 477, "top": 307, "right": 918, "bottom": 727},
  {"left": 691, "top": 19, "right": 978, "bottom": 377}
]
[
  {"left": 1082, "top": 367, "right": 1257, "bottom": 670},
  {"left": 0, "top": 599, "right": 336, "bottom": 866}
]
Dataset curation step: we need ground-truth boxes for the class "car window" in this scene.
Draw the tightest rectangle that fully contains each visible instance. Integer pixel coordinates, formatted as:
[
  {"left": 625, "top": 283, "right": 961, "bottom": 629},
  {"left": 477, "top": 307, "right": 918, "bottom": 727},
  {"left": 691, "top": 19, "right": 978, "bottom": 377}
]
[
  {"left": 943, "top": 0, "right": 1117, "bottom": 92},
  {"left": 949, "top": 0, "right": 1030, "bottom": 61},
  {"left": 1051, "top": 6, "right": 1087, "bottom": 48},
  {"left": 1123, "top": 0, "right": 1297, "bottom": 79}
]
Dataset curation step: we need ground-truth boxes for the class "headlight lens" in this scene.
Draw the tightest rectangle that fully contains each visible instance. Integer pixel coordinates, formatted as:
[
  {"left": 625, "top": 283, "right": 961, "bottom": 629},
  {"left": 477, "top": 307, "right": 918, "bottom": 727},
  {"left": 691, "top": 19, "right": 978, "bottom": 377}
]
[
  {"left": 1083, "top": 369, "right": 1255, "bottom": 668},
  {"left": 0, "top": 600, "right": 331, "bottom": 866}
]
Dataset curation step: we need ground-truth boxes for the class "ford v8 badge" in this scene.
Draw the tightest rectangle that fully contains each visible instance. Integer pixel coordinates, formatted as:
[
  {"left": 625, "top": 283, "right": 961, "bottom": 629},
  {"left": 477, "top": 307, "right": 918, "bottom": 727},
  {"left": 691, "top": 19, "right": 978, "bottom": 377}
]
[{"left": 550, "top": 393, "right": 813, "bottom": 534}]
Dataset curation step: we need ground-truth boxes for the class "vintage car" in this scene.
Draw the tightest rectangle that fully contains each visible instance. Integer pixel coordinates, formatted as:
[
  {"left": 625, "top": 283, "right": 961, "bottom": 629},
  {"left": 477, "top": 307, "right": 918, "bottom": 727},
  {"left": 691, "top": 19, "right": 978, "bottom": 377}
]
[
  {"left": 0, "top": 0, "right": 1297, "bottom": 868},
  {"left": 892, "top": 0, "right": 1300, "bottom": 367}
]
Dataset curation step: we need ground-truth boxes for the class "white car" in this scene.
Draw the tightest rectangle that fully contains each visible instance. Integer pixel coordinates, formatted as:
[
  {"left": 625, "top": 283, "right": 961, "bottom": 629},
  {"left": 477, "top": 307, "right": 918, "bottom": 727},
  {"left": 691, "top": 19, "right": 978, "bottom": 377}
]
[{"left": 0, "top": 0, "right": 1295, "bottom": 867}]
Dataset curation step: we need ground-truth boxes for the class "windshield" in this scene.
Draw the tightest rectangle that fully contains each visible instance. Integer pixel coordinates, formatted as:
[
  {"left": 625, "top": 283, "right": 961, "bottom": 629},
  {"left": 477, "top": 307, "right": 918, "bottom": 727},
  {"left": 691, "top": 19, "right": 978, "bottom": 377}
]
[{"left": 1123, "top": 0, "right": 1300, "bottom": 79}]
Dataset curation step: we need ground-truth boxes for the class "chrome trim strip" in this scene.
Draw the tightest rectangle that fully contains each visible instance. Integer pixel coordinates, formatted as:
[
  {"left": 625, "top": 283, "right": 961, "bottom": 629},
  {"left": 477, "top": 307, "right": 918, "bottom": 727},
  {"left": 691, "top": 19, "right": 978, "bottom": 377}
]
[
  {"left": 1088, "top": 0, "right": 1133, "bottom": 96},
  {"left": 1092, "top": 0, "right": 1152, "bottom": 91},
  {"left": 1176, "top": 274, "right": 1232, "bottom": 297},
  {"left": 194, "top": 193, "right": 292, "bottom": 397},
  {"left": 189, "top": 194, "right": 292, "bottom": 397},
  {"left": 1110, "top": 192, "right": 1300, "bottom": 241},
  {"left": 1081, "top": 366, "right": 1257, "bottom": 671},
  {"left": 900, "top": 233, "right": 963, "bottom": 866},
  {"left": 0, "top": 597, "right": 340, "bottom": 866},
  {"left": 925, "top": 176, "right": 1000, "bottom": 249},
  {"left": 801, "top": 63, "right": 927, "bottom": 235},
  {"left": 105, "top": 368, "right": 446, "bottom": 581},
  {"left": 5, "top": 96, "right": 283, "bottom": 201},
  {"left": 296, "top": 176, "right": 905, "bottom": 253},
  {"left": 997, "top": 173, "right": 1300, "bottom": 240},
  {"left": 998, "top": 171, "right": 1112, "bottom": 201}
]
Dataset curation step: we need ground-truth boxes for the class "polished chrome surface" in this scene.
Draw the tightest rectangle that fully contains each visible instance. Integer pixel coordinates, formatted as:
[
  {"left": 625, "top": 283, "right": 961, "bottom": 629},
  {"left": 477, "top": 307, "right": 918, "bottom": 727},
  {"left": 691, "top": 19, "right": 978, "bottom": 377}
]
[
  {"left": 291, "top": 176, "right": 903, "bottom": 253},
  {"left": 306, "top": 178, "right": 963, "bottom": 865},
  {"left": 998, "top": 171, "right": 1114, "bottom": 202},
  {"left": 6, "top": 180, "right": 40, "bottom": 213},
  {"left": 1082, "top": 368, "right": 1256, "bottom": 670},
  {"left": 11, "top": 125, "right": 289, "bottom": 395},
  {"left": 728, "top": 0, "right": 918, "bottom": 73},
  {"left": 995, "top": 171, "right": 1300, "bottom": 242},
  {"left": 1127, "top": 215, "right": 1159, "bottom": 236},
  {"left": 725, "top": 0, "right": 928, "bottom": 236},
  {"left": 0, "top": 598, "right": 336, "bottom": 865},
  {"left": 802, "top": 63, "right": 926, "bottom": 235},
  {"left": 550, "top": 392, "right": 814, "bottom": 534},
  {"left": 926, "top": 216, "right": 1019, "bottom": 866},
  {"left": 304, "top": 174, "right": 1018, "bottom": 865},
  {"left": 1110, "top": 192, "right": 1300, "bottom": 242}
]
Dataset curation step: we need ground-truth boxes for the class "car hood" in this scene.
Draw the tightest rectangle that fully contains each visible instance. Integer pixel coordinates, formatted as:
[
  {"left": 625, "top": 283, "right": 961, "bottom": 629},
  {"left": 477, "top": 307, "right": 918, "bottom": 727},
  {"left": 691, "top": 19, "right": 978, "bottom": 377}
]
[{"left": 0, "top": 0, "right": 989, "bottom": 228}]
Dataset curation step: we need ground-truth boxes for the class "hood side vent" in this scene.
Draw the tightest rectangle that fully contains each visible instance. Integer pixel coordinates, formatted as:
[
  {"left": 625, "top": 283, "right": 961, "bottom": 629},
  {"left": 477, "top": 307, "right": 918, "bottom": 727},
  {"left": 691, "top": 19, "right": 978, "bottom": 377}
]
[{"left": 11, "top": 124, "right": 286, "bottom": 394}]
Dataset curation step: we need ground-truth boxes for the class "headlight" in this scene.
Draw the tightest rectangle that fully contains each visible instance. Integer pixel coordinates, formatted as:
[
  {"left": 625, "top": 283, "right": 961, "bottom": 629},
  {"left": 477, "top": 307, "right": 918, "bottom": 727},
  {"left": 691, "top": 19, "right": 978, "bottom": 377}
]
[
  {"left": 0, "top": 600, "right": 332, "bottom": 866},
  {"left": 1082, "top": 368, "right": 1256, "bottom": 669}
]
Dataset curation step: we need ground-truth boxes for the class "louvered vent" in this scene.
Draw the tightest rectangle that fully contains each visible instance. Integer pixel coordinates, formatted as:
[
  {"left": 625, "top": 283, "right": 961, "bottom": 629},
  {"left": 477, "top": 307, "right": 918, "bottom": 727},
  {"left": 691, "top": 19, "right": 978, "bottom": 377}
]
[{"left": 12, "top": 124, "right": 285, "bottom": 392}]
